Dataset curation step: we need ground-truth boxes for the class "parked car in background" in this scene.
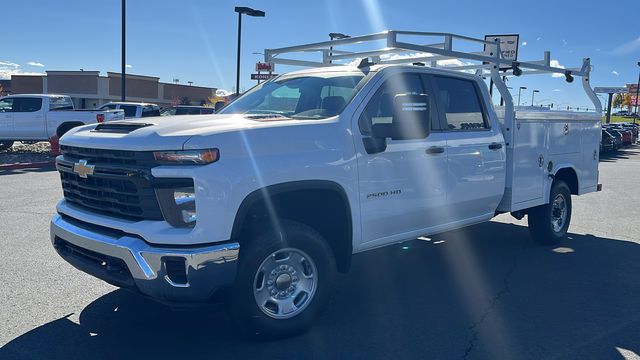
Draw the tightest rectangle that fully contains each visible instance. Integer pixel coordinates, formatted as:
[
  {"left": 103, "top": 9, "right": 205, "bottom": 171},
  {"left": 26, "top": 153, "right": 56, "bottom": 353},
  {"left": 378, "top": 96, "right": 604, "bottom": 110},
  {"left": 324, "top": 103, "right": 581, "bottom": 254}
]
[
  {"left": 601, "top": 129, "right": 615, "bottom": 152},
  {"left": 604, "top": 129, "right": 623, "bottom": 150},
  {"left": 97, "top": 102, "right": 160, "bottom": 118},
  {"left": 613, "top": 110, "right": 629, "bottom": 116},
  {"left": 0, "top": 94, "right": 124, "bottom": 151},
  {"left": 160, "top": 106, "right": 215, "bottom": 116}
]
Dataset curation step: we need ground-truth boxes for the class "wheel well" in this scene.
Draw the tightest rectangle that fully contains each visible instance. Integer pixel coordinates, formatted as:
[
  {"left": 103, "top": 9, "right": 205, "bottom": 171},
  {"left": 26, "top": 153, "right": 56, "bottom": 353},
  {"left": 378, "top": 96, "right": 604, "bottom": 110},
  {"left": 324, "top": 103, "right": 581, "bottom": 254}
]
[
  {"left": 232, "top": 182, "right": 353, "bottom": 272},
  {"left": 554, "top": 167, "right": 579, "bottom": 195},
  {"left": 56, "top": 122, "right": 84, "bottom": 138}
]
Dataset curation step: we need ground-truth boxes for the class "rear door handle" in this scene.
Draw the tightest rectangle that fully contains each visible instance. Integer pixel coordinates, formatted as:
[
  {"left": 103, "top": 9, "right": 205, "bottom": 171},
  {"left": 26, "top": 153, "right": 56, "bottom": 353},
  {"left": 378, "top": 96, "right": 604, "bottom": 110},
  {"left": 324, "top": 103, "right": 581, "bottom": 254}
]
[
  {"left": 425, "top": 146, "right": 445, "bottom": 154},
  {"left": 488, "top": 143, "right": 503, "bottom": 150}
]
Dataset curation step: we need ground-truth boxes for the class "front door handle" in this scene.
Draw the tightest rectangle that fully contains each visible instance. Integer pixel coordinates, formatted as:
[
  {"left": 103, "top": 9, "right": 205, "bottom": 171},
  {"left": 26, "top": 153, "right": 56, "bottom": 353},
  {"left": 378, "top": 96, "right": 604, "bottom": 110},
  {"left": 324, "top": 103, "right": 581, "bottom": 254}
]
[
  {"left": 488, "top": 142, "right": 503, "bottom": 150},
  {"left": 425, "top": 146, "right": 445, "bottom": 154}
]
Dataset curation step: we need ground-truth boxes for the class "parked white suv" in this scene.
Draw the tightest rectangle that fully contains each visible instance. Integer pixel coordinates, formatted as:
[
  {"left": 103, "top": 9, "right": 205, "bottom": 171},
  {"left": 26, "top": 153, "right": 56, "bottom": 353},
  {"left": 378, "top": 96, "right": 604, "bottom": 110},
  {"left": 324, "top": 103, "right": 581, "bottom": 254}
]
[
  {"left": 50, "top": 32, "right": 602, "bottom": 337},
  {"left": 97, "top": 102, "right": 160, "bottom": 118}
]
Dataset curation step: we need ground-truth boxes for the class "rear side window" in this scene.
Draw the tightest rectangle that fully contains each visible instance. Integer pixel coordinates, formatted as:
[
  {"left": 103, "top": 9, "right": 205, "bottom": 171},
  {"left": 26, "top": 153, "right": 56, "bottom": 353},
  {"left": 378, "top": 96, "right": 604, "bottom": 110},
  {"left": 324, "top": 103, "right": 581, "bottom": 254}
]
[
  {"left": 0, "top": 98, "right": 14, "bottom": 112},
  {"left": 49, "top": 96, "right": 74, "bottom": 111},
  {"left": 201, "top": 108, "right": 214, "bottom": 114},
  {"left": 433, "top": 76, "right": 488, "bottom": 131},
  {"left": 100, "top": 104, "right": 117, "bottom": 110},
  {"left": 120, "top": 105, "right": 138, "bottom": 117},
  {"left": 13, "top": 97, "right": 43, "bottom": 112}
]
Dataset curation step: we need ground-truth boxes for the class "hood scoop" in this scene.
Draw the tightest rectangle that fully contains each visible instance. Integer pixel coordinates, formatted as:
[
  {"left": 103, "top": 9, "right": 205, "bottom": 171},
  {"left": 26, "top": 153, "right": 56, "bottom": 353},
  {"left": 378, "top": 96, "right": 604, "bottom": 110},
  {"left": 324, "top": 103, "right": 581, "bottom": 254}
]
[{"left": 92, "top": 121, "right": 155, "bottom": 134}]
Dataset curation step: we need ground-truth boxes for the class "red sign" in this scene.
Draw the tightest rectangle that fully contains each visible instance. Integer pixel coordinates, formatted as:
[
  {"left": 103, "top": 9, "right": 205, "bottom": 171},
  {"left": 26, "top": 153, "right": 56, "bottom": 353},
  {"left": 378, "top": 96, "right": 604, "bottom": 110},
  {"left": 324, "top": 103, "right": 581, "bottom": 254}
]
[
  {"left": 251, "top": 73, "right": 278, "bottom": 80},
  {"left": 255, "top": 62, "right": 274, "bottom": 72}
]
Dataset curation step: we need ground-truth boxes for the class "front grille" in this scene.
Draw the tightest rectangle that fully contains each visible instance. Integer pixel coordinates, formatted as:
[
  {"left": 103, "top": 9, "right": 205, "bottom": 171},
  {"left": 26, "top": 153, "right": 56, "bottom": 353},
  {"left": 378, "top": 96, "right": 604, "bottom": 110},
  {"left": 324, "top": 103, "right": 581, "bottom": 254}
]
[{"left": 57, "top": 146, "right": 190, "bottom": 221}]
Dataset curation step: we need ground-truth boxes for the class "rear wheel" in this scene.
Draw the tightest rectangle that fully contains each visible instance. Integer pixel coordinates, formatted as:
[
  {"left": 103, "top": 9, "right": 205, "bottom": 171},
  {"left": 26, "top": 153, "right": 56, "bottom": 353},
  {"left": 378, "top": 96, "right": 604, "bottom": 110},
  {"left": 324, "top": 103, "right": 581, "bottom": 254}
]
[
  {"left": 230, "top": 220, "right": 336, "bottom": 338},
  {"left": 0, "top": 140, "right": 14, "bottom": 151},
  {"left": 528, "top": 180, "right": 572, "bottom": 245}
]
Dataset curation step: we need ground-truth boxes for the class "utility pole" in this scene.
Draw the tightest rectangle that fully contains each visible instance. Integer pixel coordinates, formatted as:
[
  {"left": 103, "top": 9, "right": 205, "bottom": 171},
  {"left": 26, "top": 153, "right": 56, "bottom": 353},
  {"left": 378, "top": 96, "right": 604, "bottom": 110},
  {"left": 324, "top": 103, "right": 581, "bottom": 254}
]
[
  {"left": 235, "top": 7, "right": 265, "bottom": 96},
  {"left": 121, "top": 0, "right": 126, "bottom": 102},
  {"left": 517, "top": 86, "right": 526, "bottom": 106},
  {"left": 634, "top": 61, "right": 640, "bottom": 124}
]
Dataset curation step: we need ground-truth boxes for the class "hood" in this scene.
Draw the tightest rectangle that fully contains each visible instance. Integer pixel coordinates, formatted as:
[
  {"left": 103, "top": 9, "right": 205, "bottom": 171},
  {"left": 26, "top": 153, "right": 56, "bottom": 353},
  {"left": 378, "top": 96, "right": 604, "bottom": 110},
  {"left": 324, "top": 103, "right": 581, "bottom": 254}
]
[{"left": 59, "top": 114, "right": 313, "bottom": 151}]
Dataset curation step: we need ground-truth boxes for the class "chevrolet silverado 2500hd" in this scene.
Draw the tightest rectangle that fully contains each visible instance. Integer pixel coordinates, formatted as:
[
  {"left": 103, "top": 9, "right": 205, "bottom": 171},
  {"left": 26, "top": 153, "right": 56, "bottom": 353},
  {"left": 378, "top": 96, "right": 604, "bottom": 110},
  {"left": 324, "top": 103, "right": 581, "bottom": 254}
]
[
  {"left": 0, "top": 94, "right": 124, "bottom": 150},
  {"left": 50, "top": 31, "right": 602, "bottom": 336}
]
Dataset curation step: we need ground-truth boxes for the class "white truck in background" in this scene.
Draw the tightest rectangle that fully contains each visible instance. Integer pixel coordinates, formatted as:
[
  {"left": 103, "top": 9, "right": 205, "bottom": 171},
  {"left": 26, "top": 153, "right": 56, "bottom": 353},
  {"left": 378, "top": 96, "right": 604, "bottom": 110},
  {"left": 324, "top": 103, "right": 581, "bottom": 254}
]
[
  {"left": 0, "top": 94, "right": 124, "bottom": 150},
  {"left": 50, "top": 31, "right": 603, "bottom": 337}
]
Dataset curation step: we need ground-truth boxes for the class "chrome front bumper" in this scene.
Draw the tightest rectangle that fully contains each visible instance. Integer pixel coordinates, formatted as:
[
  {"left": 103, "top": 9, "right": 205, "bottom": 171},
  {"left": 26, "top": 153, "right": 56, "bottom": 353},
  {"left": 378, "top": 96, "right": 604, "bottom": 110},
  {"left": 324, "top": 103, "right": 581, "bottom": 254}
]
[{"left": 50, "top": 214, "right": 239, "bottom": 303}]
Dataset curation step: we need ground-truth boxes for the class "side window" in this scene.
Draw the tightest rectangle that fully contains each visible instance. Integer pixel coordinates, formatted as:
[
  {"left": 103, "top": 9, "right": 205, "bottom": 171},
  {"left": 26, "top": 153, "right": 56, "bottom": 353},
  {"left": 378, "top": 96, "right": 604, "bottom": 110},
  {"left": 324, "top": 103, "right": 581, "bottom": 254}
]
[
  {"left": 49, "top": 97, "right": 74, "bottom": 111},
  {"left": 433, "top": 76, "right": 488, "bottom": 131},
  {"left": 358, "top": 73, "right": 427, "bottom": 135},
  {"left": 121, "top": 105, "right": 138, "bottom": 117},
  {"left": 0, "top": 98, "right": 14, "bottom": 112},
  {"left": 13, "top": 98, "right": 43, "bottom": 112}
]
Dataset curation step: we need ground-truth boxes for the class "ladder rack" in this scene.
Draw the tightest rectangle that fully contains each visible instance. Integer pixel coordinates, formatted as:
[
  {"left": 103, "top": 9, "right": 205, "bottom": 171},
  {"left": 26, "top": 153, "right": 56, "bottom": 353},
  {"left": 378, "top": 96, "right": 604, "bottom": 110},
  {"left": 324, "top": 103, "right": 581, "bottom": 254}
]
[{"left": 264, "top": 30, "right": 602, "bottom": 146}]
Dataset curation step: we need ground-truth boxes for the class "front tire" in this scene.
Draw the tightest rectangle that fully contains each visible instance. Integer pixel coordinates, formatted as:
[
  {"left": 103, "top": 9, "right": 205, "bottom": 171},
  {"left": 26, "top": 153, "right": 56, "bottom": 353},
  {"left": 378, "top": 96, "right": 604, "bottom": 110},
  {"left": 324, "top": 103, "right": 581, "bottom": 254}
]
[
  {"left": 230, "top": 220, "right": 336, "bottom": 338},
  {"left": 0, "top": 140, "right": 14, "bottom": 151},
  {"left": 528, "top": 180, "right": 572, "bottom": 245}
]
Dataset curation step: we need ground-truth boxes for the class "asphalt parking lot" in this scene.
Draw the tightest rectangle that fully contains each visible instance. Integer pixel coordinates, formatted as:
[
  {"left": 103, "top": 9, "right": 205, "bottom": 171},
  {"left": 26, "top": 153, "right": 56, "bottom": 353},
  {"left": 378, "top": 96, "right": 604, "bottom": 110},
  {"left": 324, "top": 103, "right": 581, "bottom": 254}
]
[{"left": 1, "top": 148, "right": 639, "bottom": 360}]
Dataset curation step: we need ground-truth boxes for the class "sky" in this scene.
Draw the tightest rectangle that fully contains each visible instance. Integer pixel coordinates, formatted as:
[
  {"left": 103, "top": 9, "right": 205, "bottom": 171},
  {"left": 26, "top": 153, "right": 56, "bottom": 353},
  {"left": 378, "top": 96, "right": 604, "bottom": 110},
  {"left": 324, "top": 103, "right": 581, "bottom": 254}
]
[{"left": 2, "top": 0, "right": 639, "bottom": 109}]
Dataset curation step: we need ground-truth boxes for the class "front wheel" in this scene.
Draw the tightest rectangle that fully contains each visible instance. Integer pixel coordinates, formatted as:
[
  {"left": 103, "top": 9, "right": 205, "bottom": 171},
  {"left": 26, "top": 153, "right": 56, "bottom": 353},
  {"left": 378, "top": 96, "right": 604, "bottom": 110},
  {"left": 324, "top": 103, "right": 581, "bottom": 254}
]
[
  {"left": 230, "top": 220, "right": 336, "bottom": 338},
  {"left": 528, "top": 180, "right": 572, "bottom": 245},
  {"left": 0, "top": 140, "right": 14, "bottom": 151}
]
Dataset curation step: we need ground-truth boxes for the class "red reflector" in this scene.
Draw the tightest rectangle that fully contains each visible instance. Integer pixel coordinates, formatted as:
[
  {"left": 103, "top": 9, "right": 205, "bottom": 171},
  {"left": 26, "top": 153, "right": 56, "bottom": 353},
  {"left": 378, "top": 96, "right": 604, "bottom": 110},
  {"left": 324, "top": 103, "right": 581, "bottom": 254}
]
[{"left": 96, "top": 114, "right": 105, "bottom": 123}]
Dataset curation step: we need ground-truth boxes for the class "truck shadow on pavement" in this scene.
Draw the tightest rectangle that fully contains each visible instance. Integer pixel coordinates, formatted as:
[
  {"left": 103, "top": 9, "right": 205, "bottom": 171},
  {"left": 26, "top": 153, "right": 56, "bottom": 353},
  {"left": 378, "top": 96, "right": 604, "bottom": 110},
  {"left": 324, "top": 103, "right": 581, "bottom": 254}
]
[
  {"left": 2, "top": 221, "right": 639, "bottom": 360},
  {"left": 600, "top": 146, "right": 639, "bottom": 162}
]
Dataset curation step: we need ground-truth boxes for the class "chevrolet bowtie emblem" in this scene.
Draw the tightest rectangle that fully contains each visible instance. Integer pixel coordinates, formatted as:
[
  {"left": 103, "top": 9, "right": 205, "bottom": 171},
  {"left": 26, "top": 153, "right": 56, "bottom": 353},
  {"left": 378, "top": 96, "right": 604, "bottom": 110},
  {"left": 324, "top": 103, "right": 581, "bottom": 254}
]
[{"left": 73, "top": 159, "right": 95, "bottom": 178}]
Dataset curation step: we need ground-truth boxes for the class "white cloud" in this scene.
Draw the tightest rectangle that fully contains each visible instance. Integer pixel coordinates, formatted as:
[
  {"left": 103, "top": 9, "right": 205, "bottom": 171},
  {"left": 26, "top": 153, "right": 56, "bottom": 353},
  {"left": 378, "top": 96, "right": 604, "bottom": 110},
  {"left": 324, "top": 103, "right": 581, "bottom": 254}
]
[
  {"left": 125, "top": 64, "right": 132, "bottom": 68},
  {"left": 27, "top": 61, "right": 44, "bottom": 67},
  {"left": 0, "top": 61, "right": 20, "bottom": 67},
  {"left": 561, "top": 39, "right": 568, "bottom": 47},
  {"left": 612, "top": 36, "right": 640, "bottom": 55},
  {"left": 612, "top": 70, "right": 619, "bottom": 76},
  {"left": 521, "top": 41, "right": 527, "bottom": 46},
  {"left": 0, "top": 60, "right": 44, "bottom": 79},
  {"left": 536, "top": 37, "right": 542, "bottom": 41},
  {"left": 553, "top": 89, "right": 561, "bottom": 92},
  {"left": 550, "top": 59, "right": 565, "bottom": 78},
  {"left": 216, "top": 89, "right": 233, "bottom": 97}
]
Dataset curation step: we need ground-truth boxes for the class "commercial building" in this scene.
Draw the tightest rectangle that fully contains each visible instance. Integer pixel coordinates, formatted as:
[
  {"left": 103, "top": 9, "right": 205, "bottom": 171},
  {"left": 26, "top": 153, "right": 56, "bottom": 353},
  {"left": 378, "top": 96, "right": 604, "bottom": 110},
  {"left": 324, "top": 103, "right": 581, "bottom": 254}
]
[{"left": 8, "top": 71, "right": 217, "bottom": 109}]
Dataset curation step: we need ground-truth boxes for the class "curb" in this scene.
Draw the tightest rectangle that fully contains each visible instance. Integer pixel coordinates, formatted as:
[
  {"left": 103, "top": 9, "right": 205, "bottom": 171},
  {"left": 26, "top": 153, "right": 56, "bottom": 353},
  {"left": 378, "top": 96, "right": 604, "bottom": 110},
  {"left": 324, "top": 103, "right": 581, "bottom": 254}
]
[{"left": 0, "top": 161, "right": 56, "bottom": 171}]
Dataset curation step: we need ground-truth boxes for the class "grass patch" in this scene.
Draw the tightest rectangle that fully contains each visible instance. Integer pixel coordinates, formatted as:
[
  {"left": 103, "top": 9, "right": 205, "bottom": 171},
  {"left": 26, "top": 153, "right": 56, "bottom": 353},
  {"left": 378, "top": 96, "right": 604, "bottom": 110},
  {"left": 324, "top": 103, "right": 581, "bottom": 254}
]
[{"left": 602, "top": 116, "right": 639, "bottom": 124}]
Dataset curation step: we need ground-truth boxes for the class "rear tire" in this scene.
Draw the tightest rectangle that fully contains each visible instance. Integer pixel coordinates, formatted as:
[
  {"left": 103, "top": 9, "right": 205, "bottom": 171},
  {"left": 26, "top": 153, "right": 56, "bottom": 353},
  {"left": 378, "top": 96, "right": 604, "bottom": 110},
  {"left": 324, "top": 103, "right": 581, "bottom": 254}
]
[
  {"left": 230, "top": 220, "right": 336, "bottom": 338},
  {"left": 0, "top": 140, "right": 14, "bottom": 151},
  {"left": 528, "top": 180, "right": 572, "bottom": 245}
]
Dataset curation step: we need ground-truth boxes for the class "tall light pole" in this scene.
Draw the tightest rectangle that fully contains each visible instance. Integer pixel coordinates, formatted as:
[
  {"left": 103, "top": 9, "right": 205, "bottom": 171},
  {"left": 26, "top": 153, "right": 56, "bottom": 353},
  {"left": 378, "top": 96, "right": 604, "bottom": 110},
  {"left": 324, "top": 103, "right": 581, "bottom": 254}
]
[
  {"left": 234, "top": 6, "right": 265, "bottom": 96},
  {"left": 634, "top": 61, "right": 640, "bottom": 124},
  {"left": 517, "top": 86, "right": 527, "bottom": 106},
  {"left": 121, "top": 0, "right": 126, "bottom": 102},
  {"left": 531, "top": 89, "right": 540, "bottom": 107},
  {"left": 328, "top": 32, "right": 350, "bottom": 64}
]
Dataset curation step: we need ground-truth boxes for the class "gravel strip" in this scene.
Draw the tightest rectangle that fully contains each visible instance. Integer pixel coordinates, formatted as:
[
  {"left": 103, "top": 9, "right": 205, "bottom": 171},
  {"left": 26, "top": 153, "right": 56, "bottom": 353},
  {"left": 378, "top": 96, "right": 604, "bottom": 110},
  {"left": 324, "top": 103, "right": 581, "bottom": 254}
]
[{"left": 0, "top": 142, "right": 55, "bottom": 165}]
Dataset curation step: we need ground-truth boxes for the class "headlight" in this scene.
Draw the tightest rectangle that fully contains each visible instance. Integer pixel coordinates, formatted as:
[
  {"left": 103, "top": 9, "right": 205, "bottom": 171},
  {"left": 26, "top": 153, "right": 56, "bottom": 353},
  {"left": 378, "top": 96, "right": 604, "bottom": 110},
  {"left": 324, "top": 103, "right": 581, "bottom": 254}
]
[
  {"left": 154, "top": 149, "right": 219, "bottom": 165},
  {"left": 156, "top": 184, "right": 197, "bottom": 228}
]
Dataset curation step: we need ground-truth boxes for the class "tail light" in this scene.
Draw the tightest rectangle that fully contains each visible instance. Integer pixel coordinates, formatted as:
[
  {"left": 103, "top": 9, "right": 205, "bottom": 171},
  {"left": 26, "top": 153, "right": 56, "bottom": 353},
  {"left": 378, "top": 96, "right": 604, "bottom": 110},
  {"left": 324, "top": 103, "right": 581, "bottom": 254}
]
[{"left": 96, "top": 114, "right": 105, "bottom": 123}]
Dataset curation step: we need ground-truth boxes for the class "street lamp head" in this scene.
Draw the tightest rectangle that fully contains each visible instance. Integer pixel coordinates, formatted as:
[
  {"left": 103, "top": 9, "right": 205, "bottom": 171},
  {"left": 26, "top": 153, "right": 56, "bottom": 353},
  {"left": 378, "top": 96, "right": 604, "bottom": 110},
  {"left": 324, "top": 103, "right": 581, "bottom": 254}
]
[
  {"left": 520, "top": 86, "right": 527, "bottom": 90},
  {"left": 637, "top": 61, "right": 640, "bottom": 67},
  {"left": 234, "top": 6, "right": 265, "bottom": 17},
  {"left": 533, "top": 90, "right": 540, "bottom": 93},
  {"left": 329, "top": 32, "right": 350, "bottom": 40}
]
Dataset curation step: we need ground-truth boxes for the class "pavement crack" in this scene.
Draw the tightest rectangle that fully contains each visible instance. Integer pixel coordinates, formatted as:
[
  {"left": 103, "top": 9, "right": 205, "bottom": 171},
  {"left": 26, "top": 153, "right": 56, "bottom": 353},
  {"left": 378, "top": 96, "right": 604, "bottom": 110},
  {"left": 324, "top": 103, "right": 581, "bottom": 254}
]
[{"left": 462, "top": 236, "right": 530, "bottom": 360}]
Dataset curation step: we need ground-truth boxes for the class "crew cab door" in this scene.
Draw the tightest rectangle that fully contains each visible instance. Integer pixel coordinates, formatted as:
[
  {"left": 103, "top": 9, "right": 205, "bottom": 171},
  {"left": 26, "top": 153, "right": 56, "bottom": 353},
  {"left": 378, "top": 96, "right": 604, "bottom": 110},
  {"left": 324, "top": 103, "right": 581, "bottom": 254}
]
[
  {"left": 431, "top": 75, "right": 506, "bottom": 222},
  {"left": 354, "top": 71, "right": 448, "bottom": 249},
  {"left": 0, "top": 97, "right": 14, "bottom": 138},
  {"left": 12, "top": 97, "right": 46, "bottom": 139}
]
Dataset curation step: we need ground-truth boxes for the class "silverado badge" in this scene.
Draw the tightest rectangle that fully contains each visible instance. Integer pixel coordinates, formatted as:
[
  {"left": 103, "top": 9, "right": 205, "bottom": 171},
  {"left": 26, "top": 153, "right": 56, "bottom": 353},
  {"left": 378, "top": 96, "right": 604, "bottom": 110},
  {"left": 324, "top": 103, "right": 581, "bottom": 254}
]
[{"left": 73, "top": 159, "right": 95, "bottom": 178}]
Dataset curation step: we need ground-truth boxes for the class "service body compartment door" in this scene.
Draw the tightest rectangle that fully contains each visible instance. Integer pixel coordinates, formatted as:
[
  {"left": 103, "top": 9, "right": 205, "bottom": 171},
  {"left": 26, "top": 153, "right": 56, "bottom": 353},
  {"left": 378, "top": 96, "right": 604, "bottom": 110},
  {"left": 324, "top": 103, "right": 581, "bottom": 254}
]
[{"left": 511, "top": 119, "right": 547, "bottom": 204}]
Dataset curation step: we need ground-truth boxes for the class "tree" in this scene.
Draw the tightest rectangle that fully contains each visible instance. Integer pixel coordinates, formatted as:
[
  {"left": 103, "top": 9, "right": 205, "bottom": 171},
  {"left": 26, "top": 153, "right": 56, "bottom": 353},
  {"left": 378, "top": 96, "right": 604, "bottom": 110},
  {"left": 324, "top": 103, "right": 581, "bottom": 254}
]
[{"left": 613, "top": 93, "right": 624, "bottom": 109}]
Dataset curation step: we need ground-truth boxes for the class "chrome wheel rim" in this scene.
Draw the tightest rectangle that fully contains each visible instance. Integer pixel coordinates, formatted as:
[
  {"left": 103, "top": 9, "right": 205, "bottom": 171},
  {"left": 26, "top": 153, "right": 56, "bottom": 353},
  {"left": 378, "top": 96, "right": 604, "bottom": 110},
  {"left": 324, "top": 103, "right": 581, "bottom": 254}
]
[
  {"left": 551, "top": 194, "right": 567, "bottom": 233},
  {"left": 253, "top": 248, "right": 318, "bottom": 319}
]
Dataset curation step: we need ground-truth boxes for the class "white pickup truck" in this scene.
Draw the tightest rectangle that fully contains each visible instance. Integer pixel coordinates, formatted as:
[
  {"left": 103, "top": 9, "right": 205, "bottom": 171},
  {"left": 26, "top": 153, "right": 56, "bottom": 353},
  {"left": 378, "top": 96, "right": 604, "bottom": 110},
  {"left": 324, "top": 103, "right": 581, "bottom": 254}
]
[
  {"left": 0, "top": 94, "right": 124, "bottom": 150},
  {"left": 50, "top": 31, "right": 602, "bottom": 337}
]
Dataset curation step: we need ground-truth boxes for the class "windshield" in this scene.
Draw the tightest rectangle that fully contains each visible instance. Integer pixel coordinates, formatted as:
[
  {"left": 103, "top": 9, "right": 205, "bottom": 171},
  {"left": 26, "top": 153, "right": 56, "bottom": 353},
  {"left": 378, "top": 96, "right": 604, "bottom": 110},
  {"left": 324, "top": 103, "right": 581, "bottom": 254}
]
[{"left": 220, "top": 73, "right": 366, "bottom": 119}]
